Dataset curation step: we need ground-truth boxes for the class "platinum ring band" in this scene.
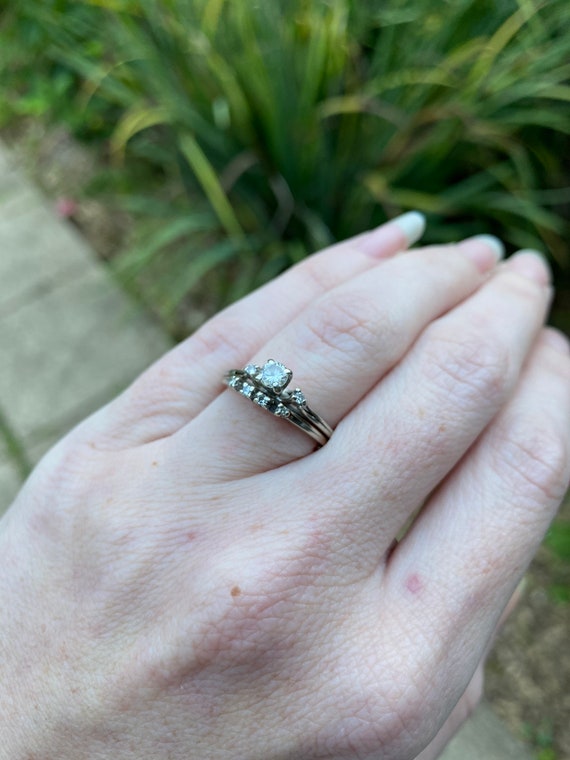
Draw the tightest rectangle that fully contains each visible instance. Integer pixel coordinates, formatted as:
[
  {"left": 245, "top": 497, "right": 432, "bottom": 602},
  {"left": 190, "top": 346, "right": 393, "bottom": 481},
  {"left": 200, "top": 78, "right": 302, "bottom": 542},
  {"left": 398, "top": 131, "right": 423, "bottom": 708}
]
[{"left": 223, "top": 359, "right": 333, "bottom": 447}]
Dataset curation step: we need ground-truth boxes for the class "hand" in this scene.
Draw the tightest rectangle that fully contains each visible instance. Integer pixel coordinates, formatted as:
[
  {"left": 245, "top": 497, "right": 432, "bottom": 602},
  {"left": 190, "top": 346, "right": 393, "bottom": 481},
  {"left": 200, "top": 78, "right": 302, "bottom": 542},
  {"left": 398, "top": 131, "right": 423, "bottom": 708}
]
[{"left": 1, "top": 216, "right": 569, "bottom": 760}]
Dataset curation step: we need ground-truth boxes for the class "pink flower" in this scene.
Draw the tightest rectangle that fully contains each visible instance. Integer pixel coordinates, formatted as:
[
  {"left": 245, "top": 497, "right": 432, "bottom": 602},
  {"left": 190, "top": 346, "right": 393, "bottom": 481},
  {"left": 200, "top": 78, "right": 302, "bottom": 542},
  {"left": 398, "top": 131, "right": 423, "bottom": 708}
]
[{"left": 56, "top": 197, "right": 78, "bottom": 218}]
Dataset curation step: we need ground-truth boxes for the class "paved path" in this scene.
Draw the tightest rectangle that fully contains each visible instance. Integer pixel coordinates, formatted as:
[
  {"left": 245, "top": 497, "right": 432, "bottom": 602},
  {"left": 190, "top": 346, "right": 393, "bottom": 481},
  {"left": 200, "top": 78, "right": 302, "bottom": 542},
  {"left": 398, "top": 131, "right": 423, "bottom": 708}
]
[
  {"left": 0, "top": 141, "right": 170, "bottom": 507},
  {"left": 0, "top": 140, "right": 534, "bottom": 759}
]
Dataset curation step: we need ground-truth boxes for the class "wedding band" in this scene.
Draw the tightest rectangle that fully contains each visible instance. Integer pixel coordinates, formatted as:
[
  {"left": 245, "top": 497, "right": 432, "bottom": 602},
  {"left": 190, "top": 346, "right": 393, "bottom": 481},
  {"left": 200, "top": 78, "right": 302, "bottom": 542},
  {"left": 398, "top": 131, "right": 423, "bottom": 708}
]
[{"left": 223, "top": 359, "right": 333, "bottom": 447}]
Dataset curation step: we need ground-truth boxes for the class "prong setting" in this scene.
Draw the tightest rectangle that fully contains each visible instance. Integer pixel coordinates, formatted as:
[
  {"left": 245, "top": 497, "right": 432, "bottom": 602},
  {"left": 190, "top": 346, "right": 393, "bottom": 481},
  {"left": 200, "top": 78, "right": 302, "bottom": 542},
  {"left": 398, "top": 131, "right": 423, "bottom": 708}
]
[
  {"left": 257, "top": 359, "right": 292, "bottom": 392},
  {"left": 290, "top": 388, "right": 306, "bottom": 405},
  {"left": 241, "top": 382, "right": 255, "bottom": 399}
]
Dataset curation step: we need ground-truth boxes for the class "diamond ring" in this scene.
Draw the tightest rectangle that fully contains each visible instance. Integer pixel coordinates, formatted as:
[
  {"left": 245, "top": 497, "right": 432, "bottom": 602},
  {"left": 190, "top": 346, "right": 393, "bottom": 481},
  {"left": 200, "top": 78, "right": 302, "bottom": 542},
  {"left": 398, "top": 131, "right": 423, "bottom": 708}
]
[{"left": 224, "top": 359, "right": 333, "bottom": 447}]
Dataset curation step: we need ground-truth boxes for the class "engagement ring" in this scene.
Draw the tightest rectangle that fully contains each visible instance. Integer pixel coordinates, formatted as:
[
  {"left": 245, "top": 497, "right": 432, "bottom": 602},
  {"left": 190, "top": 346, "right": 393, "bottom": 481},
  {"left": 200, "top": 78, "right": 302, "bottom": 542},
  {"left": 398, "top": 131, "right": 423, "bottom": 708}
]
[{"left": 224, "top": 359, "right": 333, "bottom": 447}]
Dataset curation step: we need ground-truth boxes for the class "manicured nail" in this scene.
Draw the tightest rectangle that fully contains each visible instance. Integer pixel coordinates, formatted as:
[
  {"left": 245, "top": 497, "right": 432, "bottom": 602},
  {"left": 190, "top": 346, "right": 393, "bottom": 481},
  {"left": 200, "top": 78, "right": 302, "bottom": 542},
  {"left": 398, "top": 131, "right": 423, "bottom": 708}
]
[
  {"left": 504, "top": 250, "right": 551, "bottom": 286},
  {"left": 356, "top": 211, "right": 426, "bottom": 257},
  {"left": 541, "top": 327, "right": 570, "bottom": 355},
  {"left": 389, "top": 211, "right": 426, "bottom": 247},
  {"left": 470, "top": 235, "right": 505, "bottom": 261},
  {"left": 456, "top": 234, "right": 505, "bottom": 272}
]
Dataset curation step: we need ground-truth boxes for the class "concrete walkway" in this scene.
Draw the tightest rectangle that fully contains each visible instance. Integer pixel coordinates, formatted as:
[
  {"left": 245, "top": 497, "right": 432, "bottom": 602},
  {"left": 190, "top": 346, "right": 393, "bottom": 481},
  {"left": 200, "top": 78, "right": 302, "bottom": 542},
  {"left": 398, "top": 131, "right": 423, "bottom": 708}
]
[
  {"left": 0, "top": 140, "right": 170, "bottom": 505},
  {"left": 0, "top": 141, "right": 534, "bottom": 759}
]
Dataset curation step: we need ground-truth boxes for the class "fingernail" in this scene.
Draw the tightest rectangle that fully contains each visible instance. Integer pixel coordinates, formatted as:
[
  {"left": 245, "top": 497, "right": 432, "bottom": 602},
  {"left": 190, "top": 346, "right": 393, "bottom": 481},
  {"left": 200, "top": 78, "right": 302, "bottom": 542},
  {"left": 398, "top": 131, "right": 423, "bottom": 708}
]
[
  {"left": 456, "top": 234, "right": 505, "bottom": 272},
  {"left": 470, "top": 235, "right": 505, "bottom": 261},
  {"left": 357, "top": 211, "right": 426, "bottom": 258},
  {"left": 542, "top": 327, "right": 570, "bottom": 355},
  {"left": 389, "top": 211, "right": 426, "bottom": 247},
  {"left": 504, "top": 250, "right": 551, "bottom": 286}
]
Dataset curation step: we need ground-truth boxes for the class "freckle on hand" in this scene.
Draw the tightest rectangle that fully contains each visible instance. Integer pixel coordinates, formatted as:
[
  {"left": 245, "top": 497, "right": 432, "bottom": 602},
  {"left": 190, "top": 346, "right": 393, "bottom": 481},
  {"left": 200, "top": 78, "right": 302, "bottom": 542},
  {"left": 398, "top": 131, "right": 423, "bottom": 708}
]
[
  {"left": 405, "top": 574, "right": 423, "bottom": 595},
  {"left": 231, "top": 586, "right": 241, "bottom": 598}
]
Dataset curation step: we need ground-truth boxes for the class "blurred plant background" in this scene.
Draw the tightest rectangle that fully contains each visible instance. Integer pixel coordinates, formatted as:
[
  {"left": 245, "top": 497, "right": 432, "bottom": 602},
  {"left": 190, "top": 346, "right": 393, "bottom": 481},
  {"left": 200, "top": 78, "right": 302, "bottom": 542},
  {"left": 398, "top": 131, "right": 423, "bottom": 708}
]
[
  {"left": 1, "top": 0, "right": 570, "bottom": 333},
  {"left": 0, "top": 0, "right": 569, "bottom": 755}
]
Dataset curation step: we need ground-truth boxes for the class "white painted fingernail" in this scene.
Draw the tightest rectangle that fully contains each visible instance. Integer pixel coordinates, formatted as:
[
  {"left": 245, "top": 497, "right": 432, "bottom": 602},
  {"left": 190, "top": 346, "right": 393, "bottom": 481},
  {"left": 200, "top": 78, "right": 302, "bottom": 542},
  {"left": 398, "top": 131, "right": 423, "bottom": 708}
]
[
  {"left": 469, "top": 234, "right": 505, "bottom": 261},
  {"left": 390, "top": 211, "right": 426, "bottom": 246}
]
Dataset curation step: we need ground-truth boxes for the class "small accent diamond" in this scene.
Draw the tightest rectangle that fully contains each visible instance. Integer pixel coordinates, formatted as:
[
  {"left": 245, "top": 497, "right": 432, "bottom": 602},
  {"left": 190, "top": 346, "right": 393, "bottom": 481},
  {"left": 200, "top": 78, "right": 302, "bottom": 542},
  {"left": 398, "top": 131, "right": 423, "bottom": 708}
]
[
  {"left": 291, "top": 388, "right": 306, "bottom": 405},
  {"left": 229, "top": 375, "right": 241, "bottom": 389},
  {"left": 241, "top": 383, "right": 255, "bottom": 398},
  {"left": 244, "top": 363, "right": 258, "bottom": 377},
  {"left": 254, "top": 392, "right": 270, "bottom": 408},
  {"left": 274, "top": 404, "right": 290, "bottom": 417}
]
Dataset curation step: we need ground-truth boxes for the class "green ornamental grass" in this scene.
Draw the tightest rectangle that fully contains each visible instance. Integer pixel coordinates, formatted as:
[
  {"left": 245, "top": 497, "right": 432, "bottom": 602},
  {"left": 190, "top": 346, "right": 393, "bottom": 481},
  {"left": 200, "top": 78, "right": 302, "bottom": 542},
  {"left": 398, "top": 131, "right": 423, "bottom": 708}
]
[{"left": 1, "top": 0, "right": 569, "bottom": 331}]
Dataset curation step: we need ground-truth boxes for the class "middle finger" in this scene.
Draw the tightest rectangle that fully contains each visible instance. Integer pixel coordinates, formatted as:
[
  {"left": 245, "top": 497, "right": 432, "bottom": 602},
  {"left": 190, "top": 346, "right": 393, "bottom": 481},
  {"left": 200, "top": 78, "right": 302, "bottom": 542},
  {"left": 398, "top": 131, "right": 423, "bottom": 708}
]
[{"left": 312, "top": 251, "right": 552, "bottom": 552}]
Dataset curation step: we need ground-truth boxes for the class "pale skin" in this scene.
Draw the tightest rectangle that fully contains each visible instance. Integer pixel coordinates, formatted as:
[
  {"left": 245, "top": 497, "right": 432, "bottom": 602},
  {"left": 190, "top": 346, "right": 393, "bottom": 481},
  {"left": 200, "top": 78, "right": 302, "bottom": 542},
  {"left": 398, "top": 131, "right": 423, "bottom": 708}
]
[{"left": 1, "top": 218, "right": 569, "bottom": 760}]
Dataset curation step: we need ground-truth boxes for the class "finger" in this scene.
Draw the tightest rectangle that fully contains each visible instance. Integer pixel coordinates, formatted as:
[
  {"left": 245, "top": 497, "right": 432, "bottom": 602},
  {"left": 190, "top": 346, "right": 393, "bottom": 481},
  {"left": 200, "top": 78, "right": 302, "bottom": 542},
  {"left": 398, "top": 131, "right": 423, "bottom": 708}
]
[
  {"left": 182, "top": 237, "right": 503, "bottom": 477},
  {"left": 383, "top": 576, "right": 522, "bottom": 760},
  {"left": 307, "top": 251, "right": 552, "bottom": 556},
  {"left": 85, "top": 213, "right": 425, "bottom": 448},
  {"left": 414, "top": 664, "right": 484, "bottom": 760},
  {"left": 384, "top": 327, "right": 570, "bottom": 696},
  {"left": 494, "top": 576, "right": 526, "bottom": 635}
]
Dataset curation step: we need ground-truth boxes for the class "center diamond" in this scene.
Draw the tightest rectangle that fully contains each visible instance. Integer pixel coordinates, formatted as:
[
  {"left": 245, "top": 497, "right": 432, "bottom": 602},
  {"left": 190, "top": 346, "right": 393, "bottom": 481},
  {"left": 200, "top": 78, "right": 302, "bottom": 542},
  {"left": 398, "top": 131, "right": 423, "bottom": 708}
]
[{"left": 259, "top": 359, "right": 291, "bottom": 391}]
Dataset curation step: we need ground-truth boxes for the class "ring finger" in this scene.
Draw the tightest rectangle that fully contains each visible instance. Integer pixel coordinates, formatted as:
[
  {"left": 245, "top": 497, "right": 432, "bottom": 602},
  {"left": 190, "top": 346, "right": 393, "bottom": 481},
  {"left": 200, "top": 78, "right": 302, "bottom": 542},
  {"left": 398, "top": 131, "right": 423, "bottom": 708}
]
[
  {"left": 86, "top": 213, "right": 425, "bottom": 448},
  {"left": 179, "top": 238, "right": 503, "bottom": 477}
]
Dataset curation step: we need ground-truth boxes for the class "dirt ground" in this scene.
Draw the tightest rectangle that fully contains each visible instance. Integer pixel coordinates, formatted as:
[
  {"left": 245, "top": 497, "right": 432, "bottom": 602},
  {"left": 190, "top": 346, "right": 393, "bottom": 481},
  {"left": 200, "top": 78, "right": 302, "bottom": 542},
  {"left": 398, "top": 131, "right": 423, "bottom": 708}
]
[
  {"left": 486, "top": 494, "right": 570, "bottom": 759},
  {"left": 4, "top": 123, "right": 570, "bottom": 760}
]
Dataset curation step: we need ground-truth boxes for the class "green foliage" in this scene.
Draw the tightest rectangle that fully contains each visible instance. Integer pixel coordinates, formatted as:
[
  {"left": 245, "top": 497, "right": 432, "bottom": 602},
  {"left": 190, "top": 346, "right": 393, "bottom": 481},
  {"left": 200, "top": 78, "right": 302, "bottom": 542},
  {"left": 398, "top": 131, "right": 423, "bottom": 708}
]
[
  {"left": 1, "top": 0, "right": 570, "bottom": 328},
  {"left": 545, "top": 520, "right": 570, "bottom": 603},
  {"left": 525, "top": 718, "right": 557, "bottom": 758},
  {"left": 545, "top": 521, "right": 570, "bottom": 562},
  {"left": 0, "top": 3, "right": 116, "bottom": 139},
  {"left": 537, "top": 749, "right": 557, "bottom": 760}
]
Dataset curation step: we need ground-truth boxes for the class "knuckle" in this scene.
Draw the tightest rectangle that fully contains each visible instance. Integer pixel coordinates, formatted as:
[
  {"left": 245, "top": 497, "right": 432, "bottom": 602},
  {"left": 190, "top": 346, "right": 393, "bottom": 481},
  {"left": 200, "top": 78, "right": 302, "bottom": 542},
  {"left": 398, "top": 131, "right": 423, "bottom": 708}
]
[
  {"left": 544, "top": 342, "right": 570, "bottom": 382},
  {"left": 189, "top": 312, "right": 255, "bottom": 365},
  {"left": 110, "top": 312, "right": 261, "bottom": 435},
  {"left": 503, "top": 267, "right": 546, "bottom": 303},
  {"left": 296, "top": 254, "right": 340, "bottom": 294},
  {"left": 421, "top": 327, "right": 511, "bottom": 409},
  {"left": 31, "top": 435, "right": 92, "bottom": 497},
  {"left": 21, "top": 435, "right": 101, "bottom": 543},
  {"left": 299, "top": 291, "right": 381, "bottom": 358},
  {"left": 121, "top": 358, "right": 187, "bottom": 414},
  {"left": 117, "top": 314, "right": 247, "bottom": 409},
  {"left": 494, "top": 418, "right": 570, "bottom": 506}
]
